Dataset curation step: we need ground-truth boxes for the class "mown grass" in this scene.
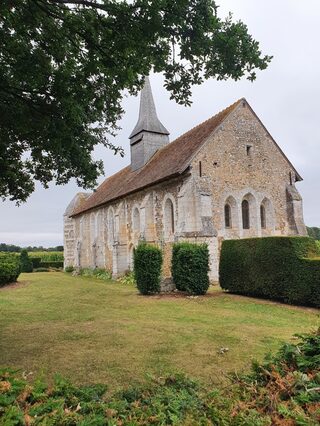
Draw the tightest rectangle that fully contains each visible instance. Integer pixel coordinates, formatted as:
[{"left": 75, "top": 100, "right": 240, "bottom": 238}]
[{"left": 0, "top": 273, "right": 318, "bottom": 391}]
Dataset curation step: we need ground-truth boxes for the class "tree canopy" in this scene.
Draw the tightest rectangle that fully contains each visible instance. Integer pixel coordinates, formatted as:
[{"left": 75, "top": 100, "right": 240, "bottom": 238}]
[{"left": 0, "top": 0, "right": 272, "bottom": 203}]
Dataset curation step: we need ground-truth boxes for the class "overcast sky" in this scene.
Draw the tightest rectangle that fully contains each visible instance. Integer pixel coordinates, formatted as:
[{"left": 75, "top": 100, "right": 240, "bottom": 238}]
[{"left": 1, "top": 0, "right": 319, "bottom": 247}]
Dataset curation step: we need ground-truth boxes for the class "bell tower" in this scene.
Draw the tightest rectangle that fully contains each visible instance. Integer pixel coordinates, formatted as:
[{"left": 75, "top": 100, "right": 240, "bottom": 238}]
[{"left": 129, "top": 77, "right": 170, "bottom": 171}]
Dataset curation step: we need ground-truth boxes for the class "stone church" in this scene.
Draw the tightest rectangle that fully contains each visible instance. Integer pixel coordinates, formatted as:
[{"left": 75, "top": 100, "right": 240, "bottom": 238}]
[{"left": 64, "top": 78, "right": 307, "bottom": 282}]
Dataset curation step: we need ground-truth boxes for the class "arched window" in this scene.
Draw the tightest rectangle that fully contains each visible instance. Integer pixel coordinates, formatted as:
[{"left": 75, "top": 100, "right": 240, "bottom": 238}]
[
  {"left": 224, "top": 204, "right": 232, "bottom": 228},
  {"left": 132, "top": 207, "right": 140, "bottom": 233},
  {"left": 164, "top": 198, "right": 175, "bottom": 236},
  {"left": 242, "top": 200, "right": 250, "bottom": 229},
  {"left": 260, "top": 204, "right": 266, "bottom": 229}
]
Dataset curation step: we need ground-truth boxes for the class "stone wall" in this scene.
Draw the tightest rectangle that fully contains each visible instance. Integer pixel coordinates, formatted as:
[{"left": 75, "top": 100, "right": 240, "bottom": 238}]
[{"left": 191, "top": 100, "right": 307, "bottom": 240}]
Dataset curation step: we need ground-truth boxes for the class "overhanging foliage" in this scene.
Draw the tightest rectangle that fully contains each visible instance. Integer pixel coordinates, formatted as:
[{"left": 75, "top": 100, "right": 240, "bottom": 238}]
[{"left": 0, "top": 1, "right": 271, "bottom": 202}]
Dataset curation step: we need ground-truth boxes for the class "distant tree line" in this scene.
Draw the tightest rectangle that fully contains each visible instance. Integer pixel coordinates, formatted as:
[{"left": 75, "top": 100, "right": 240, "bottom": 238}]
[
  {"left": 0, "top": 243, "right": 63, "bottom": 252},
  {"left": 307, "top": 227, "right": 320, "bottom": 240}
]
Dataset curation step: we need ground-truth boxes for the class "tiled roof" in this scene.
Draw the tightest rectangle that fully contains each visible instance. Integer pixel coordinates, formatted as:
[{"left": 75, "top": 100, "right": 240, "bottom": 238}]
[{"left": 71, "top": 99, "right": 242, "bottom": 217}]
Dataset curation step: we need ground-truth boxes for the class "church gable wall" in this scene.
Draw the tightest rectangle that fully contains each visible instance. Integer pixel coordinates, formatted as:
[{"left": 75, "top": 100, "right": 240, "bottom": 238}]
[{"left": 191, "top": 101, "right": 306, "bottom": 238}]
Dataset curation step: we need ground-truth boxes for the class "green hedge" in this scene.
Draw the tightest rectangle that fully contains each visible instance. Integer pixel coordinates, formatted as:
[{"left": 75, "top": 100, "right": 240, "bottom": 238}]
[
  {"left": 39, "top": 261, "right": 64, "bottom": 269},
  {"left": 0, "top": 253, "right": 21, "bottom": 286},
  {"left": 134, "top": 243, "right": 162, "bottom": 295},
  {"left": 31, "top": 257, "right": 41, "bottom": 269},
  {"left": 172, "top": 242, "right": 210, "bottom": 295},
  {"left": 219, "top": 237, "right": 320, "bottom": 307}
]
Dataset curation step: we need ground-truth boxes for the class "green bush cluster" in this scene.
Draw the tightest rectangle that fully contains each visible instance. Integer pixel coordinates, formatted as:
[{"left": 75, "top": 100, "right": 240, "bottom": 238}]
[
  {"left": 0, "top": 253, "right": 21, "bottom": 286},
  {"left": 172, "top": 243, "right": 210, "bottom": 295},
  {"left": 134, "top": 243, "right": 162, "bottom": 295},
  {"left": 220, "top": 236, "right": 320, "bottom": 307},
  {"left": 64, "top": 266, "right": 74, "bottom": 273},
  {"left": 20, "top": 249, "right": 33, "bottom": 273}
]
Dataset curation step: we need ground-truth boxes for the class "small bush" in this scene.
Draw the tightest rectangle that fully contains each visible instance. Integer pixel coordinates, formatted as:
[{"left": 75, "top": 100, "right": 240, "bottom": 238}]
[
  {"left": 20, "top": 249, "right": 33, "bottom": 273},
  {"left": 64, "top": 266, "right": 74, "bottom": 273},
  {"left": 0, "top": 253, "right": 21, "bottom": 286},
  {"left": 220, "top": 236, "right": 320, "bottom": 307},
  {"left": 172, "top": 243, "right": 210, "bottom": 295},
  {"left": 117, "top": 271, "right": 136, "bottom": 286},
  {"left": 134, "top": 243, "right": 162, "bottom": 295}
]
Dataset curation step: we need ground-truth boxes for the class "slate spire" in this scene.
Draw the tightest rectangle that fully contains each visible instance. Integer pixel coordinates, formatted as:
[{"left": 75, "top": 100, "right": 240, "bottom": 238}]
[
  {"left": 129, "top": 77, "right": 170, "bottom": 171},
  {"left": 129, "top": 76, "right": 169, "bottom": 139}
]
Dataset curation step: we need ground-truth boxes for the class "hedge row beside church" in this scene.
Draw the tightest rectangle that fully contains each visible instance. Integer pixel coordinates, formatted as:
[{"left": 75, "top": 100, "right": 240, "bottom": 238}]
[
  {"left": 134, "top": 243, "right": 162, "bottom": 295},
  {"left": 39, "top": 261, "right": 64, "bottom": 269},
  {"left": 0, "top": 253, "right": 21, "bottom": 286},
  {"left": 219, "top": 236, "right": 320, "bottom": 307},
  {"left": 172, "top": 242, "right": 210, "bottom": 295}
]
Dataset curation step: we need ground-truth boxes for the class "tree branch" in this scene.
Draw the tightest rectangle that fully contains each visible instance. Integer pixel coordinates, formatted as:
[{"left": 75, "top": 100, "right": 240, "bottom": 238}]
[{"left": 48, "top": 0, "right": 108, "bottom": 10}]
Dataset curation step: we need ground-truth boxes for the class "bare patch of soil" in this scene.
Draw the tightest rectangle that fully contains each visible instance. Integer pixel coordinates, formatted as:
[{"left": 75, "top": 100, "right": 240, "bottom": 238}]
[
  {"left": 0, "top": 280, "right": 30, "bottom": 291},
  {"left": 146, "top": 289, "right": 224, "bottom": 300}
]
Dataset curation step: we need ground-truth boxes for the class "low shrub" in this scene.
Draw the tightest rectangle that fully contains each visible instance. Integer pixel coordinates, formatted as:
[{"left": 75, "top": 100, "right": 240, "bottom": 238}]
[
  {"left": 117, "top": 271, "right": 136, "bottom": 286},
  {"left": 20, "top": 249, "right": 33, "bottom": 273},
  {"left": 220, "top": 236, "right": 320, "bottom": 307},
  {"left": 230, "top": 328, "right": 320, "bottom": 425},
  {"left": 0, "top": 253, "right": 21, "bottom": 286},
  {"left": 64, "top": 266, "right": 74, "bottom": 273},
  {"left": 134, "top": 243, "right": 162, "bottom": 295},
  {"left": 78, "top": 268, "right": 112, "bottom": 281},
  {"left": 39, "top": 261, "right": 64, "bottom": 269},
  {"left": 172, "top": 242, "right": 210, "bottom": 295}
]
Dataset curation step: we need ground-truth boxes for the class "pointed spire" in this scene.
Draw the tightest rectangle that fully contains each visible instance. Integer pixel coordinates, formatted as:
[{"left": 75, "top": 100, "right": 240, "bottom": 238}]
[{"left": 129, "top": 76, "right": 169, "bottom": 139}]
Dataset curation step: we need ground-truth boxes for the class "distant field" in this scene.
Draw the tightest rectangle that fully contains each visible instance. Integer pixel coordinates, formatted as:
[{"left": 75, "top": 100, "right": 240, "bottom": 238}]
[
  {"left": 0, "top": 272, "right": 318, "bottom": 390},
  {"left": 28, "top": 251, "right": 64, "bottom": 261}
]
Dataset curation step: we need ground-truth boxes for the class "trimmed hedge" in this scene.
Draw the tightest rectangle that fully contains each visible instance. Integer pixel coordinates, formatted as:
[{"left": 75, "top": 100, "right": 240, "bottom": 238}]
[
  {"left": 172, "top": 242, "right": 210, "bottom": 295},
  {"left": 31, "top": 257, "right": 41, "bottom": 269},
  {"left": 134, "top": 243, "right": 162, "bottom": 295},
  {"left": 39, "top": 261, "right": 64, "bottom": 269},
  {"left": 219, "top": 236, "right": 320, "bottom": 307},
  {"left": 20, "top": 249, "right": 33, "bottom": 273},
  {"left": 0, "top": 253, "right": 21, "bottom": 286}
]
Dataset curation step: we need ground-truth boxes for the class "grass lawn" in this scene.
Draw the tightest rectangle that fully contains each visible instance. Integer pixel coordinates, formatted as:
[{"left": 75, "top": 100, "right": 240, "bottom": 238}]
[{"left": 0, "top": 272, "right": 318, "bottom": 390}]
